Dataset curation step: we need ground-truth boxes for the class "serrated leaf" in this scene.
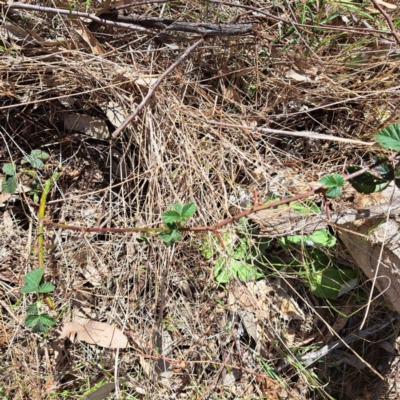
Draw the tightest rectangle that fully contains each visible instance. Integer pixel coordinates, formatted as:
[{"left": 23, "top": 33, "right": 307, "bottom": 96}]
[
  {"left": 347, "top": 166, "right": 390, "bottom": 194},
  {"left": 37, "top": 313, "right": 57, "bottom": 327},
  {"left": 319, "top": 174, "right": 345, "bottom": 188},
  {"left": 161, "top": 210, "right": 181, "bottom": 224},
  {"left": 158, "top": 229, "right": 181, "bottom": 246},
  {"left": 22, "top": 268, "right": 44, "bottom": 293},
  {"left": 326, "top": 187, "right": 341, "bottom": 198},
  {"left": 181, "top": 202, "right": 196, "bottom": 219},
  {"left": 31, "top": 321, "right": 50, "bottom": 333},
  {"left": 29, "top": 158, "right": 44, "bottom": 168},
  {"left": 22, "top": 155, "right": 43, "bottom": 168},
  {"left": 26, "top": 304, "right": 38, "bottom": 315},
  {"left": 1, "top": 176, "right": 17, "bottom": 193},
  {"left": 171, "top": 203, "right": 183, "bottom": 214},
  {"left": 38, "top": 282, "right": 55, "bottom": 293},
  {"left": 374, "top": 123, "right": 400, "bottom": 151},
  {"left": 30, "top": 149, "right": 50, "bottom": 160},
  {"left": 25, "top": 314, "right": 40, "bottom": 328},
  {"left": 2, "top": 163, "right": 16, "bottom": 176}
]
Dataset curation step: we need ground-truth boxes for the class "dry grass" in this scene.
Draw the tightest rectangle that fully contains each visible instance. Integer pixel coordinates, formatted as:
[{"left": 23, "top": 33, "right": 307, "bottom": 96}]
[{"left": 1, "top": 0, "right": 400, "bottom": 399}]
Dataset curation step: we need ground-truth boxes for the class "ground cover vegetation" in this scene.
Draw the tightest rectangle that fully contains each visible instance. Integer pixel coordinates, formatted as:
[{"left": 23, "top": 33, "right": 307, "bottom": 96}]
[{"left": 1, "top": 0, "right": 400, "bottom": 399}]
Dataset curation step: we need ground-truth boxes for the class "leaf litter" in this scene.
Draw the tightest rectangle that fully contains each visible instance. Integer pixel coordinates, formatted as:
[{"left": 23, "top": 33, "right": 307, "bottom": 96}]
[{"left": 1, "top": 0, "right": 400, "bottom": 399}]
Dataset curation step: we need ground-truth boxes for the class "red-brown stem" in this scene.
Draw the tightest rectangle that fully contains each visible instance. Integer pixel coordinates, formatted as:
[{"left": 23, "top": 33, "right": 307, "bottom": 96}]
[
  {"left": 369, "top": 0, "right": 400, "bottom": 47},
  {"left": 44, "top": 153, "right": 399, "bottom": 236},
  {"left": 253, "top": 190, "right": 259, "bottom": 208}
]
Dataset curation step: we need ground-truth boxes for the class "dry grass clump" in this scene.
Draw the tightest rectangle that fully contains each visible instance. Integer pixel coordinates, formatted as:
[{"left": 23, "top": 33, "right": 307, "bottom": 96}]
[{"left": 1, "top": 0, "right": 400, "bottom": 399}]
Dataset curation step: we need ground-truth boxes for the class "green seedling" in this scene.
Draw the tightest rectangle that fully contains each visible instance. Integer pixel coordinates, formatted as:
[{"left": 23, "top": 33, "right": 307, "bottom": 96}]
[
  {"left": 22, "top": 268, "right": 56, "bottom": 333},
  {"left": 159, "top": 202, "right": 196, "bottom": 246},
  {"left": 2, "top": 149, "right": 50, "bottom": 202}
]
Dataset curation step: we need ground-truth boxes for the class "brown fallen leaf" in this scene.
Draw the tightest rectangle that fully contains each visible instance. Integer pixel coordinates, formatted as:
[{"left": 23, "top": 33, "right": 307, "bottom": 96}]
[{"left": 59, "top": 320, "right": 128, "bottom": 349}]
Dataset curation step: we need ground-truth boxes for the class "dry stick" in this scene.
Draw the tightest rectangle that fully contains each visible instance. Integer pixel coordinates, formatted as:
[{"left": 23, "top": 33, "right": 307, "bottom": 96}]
[
  {"left": 206, "top": 0, "right": 396, "bottom": 37},
  {"left": 369, "top": 0, "right": 400, "bottom": 47},
  {"left": 111, "top": 37, "right": 204, "bottom": 140},
  {"left": 4, "top": 3, "right": 153, "bottom": 34},
  {"left": 44, "top": 154, "right": 400, "bottom": 235},
  {"left": 188, "top": 114, "right": 374, "bottom": 145}
]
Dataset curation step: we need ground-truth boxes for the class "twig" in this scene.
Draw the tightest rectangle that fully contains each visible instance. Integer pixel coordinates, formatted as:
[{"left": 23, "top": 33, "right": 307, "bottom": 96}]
[
  {"left": 188, "top": 114, "right": 375, "bottom": 145},
  {"left": 4, "top": 3, "right": 153, "bottom": 34},
  {"left": 207, "top": 0, "right": 397, "bottom": 37},
  {"left": 111, "top": 37, "right": 204, "bottom": 140},
  {"left": 369, "top": 0, "right": 400, "bottom": 47},
  {"left": 298, "top": 315, "right": 397, "bottom": 365}
]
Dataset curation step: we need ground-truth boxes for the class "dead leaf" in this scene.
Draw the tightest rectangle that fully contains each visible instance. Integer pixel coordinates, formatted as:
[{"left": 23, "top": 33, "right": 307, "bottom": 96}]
[
  {"left": 64, "top": 113, "right": 109, "bottom": 140},
  {"left": 285, "top": 69, "right": 319, "bottom": 82},
  {"left": 3, "top": 211, "right": 12, "bottom": 228},
  {"left": 59, "top": 320, "right": 128, "bottom": 349},
  {"left": 75, "top": 20, "right": 106, "bottom": 55},
  {"left": 84, "top": 382, "right": 116, "bottom": 400},
  {"left": 375, "top": 0, "right": 397, "bottom": 9}
]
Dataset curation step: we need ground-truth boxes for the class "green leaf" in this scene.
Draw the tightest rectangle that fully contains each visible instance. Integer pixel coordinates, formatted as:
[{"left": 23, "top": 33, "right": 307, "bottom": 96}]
[
  {"left": 319, "top": 174, "right": 345, "bottom": 188},
  {"left": 25, "top": 314, "right": 40, "bottom": 328},
  {"left": 214, "top": 257, "right": 262, "bottom": 283},
  {"left": 326, "top": 187, "right": 341, "bottom": 198},
  {"left": 26, "top": 313, "right": 56, "bottom": 333},
  {"left": 231, "top": 259, "right": 263, "bottom": 282},
  {"left": 161, "top": 210, "right": 181, "bottom": 224},
  {"left": 30, "top": 150, "right": 50, "bottom": 160},
  {"left": 181, "top": 202, "right": 196, "bottom": 220},
  {"left": 232, "top": 237, "right": 250, "bottom": 259},
  {"left": 171, "top": 203, "right": 183, "bottom": 214},
  {"left": 22, "top": 155, "right": 43, "bottom": 168},
  {"left": 22, "top": 268, "right": 45, "bottom": 293},
  {"left": 158, "top": 229, "right": 181, "bottom": 246},
  {"left": 291, "top": 200, "right": 320, "bottom": 214},
  {"left": 2, "top": 163, "right": 16, "bottom": 176},
  {"left": 286, "top": 229, "right": 336, "bottom": 247},
  {"left": 26, "top": 304, "right": 38, "bottom": 315},
  {"left": 374, "top": 123, "right": 400, "bottom": 150},
  {"left": 305, "top": 267, "right": 359, "bottom": 300},
  {"left": 214, "top": 258, "right": 232, "bottom": 283},
  {"left": 347, "top": 166, "right": 390, "bottom": 194},
  {"left": 1, "top": 176, "right": 17, "bottom": 194},
  {"left": 37, "top": 282, "right": 55, "bottom": 293}
]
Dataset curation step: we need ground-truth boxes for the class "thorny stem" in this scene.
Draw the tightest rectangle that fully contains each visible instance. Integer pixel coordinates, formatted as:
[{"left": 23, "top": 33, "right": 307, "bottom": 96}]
[
  {"left": 43, "top": 153, "right": 400, "bottom": 238},
  {"left": 38, "top": 172, "right": 61, "bottom": 268},
  {"left": 369, "top": 0, "right": 400, "bottom": 47}
]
